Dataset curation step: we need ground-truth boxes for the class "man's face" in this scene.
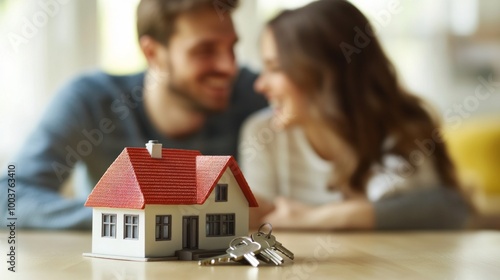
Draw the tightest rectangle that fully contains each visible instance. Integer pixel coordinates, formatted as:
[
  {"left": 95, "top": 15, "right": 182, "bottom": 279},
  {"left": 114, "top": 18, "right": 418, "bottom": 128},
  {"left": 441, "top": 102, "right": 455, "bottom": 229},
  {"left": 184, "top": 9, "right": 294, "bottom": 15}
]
[{"left": 159, "top": 7, "right": 238, "bottom": 114}]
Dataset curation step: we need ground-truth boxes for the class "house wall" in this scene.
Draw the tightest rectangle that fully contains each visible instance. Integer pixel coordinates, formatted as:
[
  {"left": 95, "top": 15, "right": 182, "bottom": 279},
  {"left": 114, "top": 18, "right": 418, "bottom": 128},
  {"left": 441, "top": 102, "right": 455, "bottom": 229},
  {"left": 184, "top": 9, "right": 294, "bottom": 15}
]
[
  {"left": 143, "top": 205, "right": 185, "bottom": 257},
  {"left": 91, "top": 208, "right": 146, "bottom": 258},
  {"left": 144, "top": 168, "right": 250, "bottom": 257},
  {"left": 198, "top": 168, "right": 250, "bottom": 249}
]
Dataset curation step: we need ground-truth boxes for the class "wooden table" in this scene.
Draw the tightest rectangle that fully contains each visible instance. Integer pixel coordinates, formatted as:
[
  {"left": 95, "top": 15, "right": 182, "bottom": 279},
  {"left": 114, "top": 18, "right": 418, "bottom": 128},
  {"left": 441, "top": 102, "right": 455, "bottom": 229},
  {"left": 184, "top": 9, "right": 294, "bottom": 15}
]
[{"left": 1, "top": 230, "right": 499, "bottom": 280}]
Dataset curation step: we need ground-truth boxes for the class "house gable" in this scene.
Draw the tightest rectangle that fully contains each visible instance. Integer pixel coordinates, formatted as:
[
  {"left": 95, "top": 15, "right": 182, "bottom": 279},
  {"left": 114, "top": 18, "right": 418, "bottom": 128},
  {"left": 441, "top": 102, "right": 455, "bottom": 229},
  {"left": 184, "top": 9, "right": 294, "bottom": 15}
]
[{"left": 196, "top": 156, "right": 258, "bottom": 207}]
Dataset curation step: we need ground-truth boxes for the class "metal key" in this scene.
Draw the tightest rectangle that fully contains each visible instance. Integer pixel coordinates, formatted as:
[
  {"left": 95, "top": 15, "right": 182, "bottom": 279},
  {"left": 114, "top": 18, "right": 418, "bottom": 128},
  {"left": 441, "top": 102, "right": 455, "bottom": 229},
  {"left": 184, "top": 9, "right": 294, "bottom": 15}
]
[
  {"left": 251, "top": 232, "right": 284, "bottom": 265},
  {"left": 198, "top": 253, "right": 232, "bottom": 266},
  {"left": 228, "top": 237, "right": 261, "bottom": 267},
  {"left": 267, "top": 233, "right": 294, "bottom": 260},
  {"left": 198, "top": 237, "right": 261, "bottom": 267},
  {"left": 257, "top": 223, "right": 294, "bottom": 260}
]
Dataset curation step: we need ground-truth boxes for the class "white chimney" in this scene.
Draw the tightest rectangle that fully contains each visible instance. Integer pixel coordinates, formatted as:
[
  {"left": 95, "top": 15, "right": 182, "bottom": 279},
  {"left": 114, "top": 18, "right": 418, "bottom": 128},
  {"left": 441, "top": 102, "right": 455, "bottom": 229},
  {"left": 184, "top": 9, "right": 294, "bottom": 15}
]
[{"left": 145, "top": 140, "right": 162, "bottom": 158}]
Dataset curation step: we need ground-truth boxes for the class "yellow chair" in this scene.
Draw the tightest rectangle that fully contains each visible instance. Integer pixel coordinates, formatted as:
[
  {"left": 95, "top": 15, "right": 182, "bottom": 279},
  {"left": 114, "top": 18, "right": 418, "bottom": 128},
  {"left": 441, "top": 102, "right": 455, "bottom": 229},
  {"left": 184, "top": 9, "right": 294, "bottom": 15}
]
[{"left": 445, "top": 115, "right": 500, "bottom": 214}]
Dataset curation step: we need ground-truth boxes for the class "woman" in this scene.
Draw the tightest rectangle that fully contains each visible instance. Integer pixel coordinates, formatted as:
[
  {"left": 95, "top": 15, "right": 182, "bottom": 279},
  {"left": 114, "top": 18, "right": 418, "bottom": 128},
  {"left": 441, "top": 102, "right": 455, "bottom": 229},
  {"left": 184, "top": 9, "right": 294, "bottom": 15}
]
[{"left": 240, "top": 0, "right": 469, "bottom": 230}]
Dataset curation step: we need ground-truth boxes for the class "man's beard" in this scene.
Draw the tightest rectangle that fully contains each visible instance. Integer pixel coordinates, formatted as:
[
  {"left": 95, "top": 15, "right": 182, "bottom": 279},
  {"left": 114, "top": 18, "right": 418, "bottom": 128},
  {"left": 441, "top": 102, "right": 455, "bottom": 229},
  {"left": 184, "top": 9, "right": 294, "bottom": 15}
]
[
  {"left": 167, "top": 66, "right": 232, "bottom": 115},
  {"left": 168, "top": 81, "right": 218, "bottom": 115}
]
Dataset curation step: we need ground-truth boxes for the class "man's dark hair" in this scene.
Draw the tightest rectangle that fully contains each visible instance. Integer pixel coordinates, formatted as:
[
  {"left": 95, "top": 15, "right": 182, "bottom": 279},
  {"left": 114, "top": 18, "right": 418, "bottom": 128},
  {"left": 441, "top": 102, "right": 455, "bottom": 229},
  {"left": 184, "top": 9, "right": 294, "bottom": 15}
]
[{"left": 137, "top": 0, "right": 239, "bottom": 45}]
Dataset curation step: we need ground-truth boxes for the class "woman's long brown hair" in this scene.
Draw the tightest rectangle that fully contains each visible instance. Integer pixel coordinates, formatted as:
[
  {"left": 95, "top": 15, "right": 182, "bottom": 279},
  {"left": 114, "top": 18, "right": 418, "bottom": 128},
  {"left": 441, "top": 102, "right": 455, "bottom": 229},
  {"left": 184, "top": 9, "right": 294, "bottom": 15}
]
[{"left": 268, "top": 0, "right": 458, "bottom": 192}]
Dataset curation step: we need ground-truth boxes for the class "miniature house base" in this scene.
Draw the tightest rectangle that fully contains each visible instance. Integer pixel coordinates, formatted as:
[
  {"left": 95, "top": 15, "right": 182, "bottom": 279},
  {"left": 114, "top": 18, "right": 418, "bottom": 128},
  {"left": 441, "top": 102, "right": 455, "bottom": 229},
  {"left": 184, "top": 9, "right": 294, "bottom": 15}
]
[
  {"left": 83, "top": 142, "right": 258, "bottom": 261},
  {"left": 82, "top": 252, "right": 179, "bottom": 262},
  {"left": 83, "top": 249, "right": 227, "bottom": 261}
]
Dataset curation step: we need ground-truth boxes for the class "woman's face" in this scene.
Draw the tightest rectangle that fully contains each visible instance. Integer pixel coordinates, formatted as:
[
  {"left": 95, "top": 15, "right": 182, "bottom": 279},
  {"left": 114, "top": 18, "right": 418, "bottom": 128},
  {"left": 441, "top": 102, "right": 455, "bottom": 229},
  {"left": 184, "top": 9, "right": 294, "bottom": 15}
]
[{"left": 254, "top": 28, "right": 309, "bottom": 129}]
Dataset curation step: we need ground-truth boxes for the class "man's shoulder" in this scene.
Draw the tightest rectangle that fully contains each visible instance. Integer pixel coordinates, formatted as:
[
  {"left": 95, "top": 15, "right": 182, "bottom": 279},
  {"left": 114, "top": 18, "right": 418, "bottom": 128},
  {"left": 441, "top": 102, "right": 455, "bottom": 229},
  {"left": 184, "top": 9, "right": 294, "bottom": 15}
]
[
  {"left": 227, "top": 67, "right": 267, "bottom": 123},
  {"left": 233, "top": 67, "right": 258, "bottom": 89},
  {"left": 231, "top": 67, "right": 265, "bottom": 104},
  {"left": 64, "top": 70, "right": 145, "bottom": 98},
  {"left": 45, "top": 70, "right": 146, "bottom": 125}
]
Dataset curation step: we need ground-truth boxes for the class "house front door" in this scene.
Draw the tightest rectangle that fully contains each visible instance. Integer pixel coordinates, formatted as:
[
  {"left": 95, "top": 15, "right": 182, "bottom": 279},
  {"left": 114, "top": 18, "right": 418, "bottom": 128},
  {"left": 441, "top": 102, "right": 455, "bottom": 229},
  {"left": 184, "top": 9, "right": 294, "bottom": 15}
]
[{"left": 182, "top": 216, "right": 199, "bottom": 249}]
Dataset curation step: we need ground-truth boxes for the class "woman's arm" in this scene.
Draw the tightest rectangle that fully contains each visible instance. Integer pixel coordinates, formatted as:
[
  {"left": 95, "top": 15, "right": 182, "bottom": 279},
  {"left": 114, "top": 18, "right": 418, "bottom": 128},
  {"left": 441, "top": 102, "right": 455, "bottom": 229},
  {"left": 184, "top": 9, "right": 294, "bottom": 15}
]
[
  {"left": 250, "top": 195, "right": 275, "bottom": 229},
  {"left": 258, "top": 186, "right": 469, "bottom": 230},
  {"left": 261, "top": 197, "right": 375, "bottom": 230}
]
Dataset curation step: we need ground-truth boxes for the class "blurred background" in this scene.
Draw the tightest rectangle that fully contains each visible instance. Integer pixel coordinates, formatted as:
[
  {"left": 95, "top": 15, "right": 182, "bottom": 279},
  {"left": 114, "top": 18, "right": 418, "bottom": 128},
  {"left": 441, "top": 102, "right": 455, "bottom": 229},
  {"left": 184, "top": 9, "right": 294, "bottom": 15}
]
[{"left": 1, "top": 0, "right": 499, "bottom": 215}]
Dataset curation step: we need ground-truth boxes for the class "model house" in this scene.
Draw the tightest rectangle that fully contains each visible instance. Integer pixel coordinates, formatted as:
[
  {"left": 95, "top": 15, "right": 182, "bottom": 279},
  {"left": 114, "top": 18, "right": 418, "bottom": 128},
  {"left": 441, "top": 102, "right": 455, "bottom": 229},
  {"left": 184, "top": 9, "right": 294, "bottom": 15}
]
[{"left": 84, "top": 140, "right": 258, "bottom": 261}]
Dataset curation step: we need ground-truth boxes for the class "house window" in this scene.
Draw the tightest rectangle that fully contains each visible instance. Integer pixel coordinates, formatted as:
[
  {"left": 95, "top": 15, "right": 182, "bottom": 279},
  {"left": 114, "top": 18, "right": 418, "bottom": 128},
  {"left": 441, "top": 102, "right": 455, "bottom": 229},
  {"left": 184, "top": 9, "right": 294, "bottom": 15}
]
[
  {"left": 102, "top": 214, "right": 116, "bottom": 238},
  {"left": 124, "top": 215, "right": 139, "bottom": 239},
  {"left": 206, "top": 214, "right": 235, "bottom": 237},
  {"left": 156, "top": 215, "right": 172, "bottom": 241},
  {"left": 215, "top": 184, "right": 228, "bottom": 202}
]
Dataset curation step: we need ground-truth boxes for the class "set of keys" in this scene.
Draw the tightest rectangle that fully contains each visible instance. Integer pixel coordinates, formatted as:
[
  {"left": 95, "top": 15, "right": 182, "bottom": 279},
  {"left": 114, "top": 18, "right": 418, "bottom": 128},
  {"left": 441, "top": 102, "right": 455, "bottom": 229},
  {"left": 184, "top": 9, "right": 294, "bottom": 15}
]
[{"left": 199, "top": 223, "right": 294, "bottom": 267}]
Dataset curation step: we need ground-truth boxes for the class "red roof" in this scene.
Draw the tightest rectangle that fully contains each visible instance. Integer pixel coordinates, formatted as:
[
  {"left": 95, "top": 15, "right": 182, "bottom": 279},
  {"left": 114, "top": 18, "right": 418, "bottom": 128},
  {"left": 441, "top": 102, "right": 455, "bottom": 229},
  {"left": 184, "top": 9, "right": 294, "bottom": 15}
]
[{"left": 84, "top": 148, "right": 258, "bottom": 209}]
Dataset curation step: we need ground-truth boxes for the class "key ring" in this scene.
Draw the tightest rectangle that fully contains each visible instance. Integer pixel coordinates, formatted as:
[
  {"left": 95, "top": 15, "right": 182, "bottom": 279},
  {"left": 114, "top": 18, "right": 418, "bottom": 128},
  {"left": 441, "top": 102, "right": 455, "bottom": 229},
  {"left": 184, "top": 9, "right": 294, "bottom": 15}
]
[
  {"left": 258, "top": 223, "right": 273, "bottom": 238},
  {"left": 229, "top": 236, "right": 252, "bottom": 249}
]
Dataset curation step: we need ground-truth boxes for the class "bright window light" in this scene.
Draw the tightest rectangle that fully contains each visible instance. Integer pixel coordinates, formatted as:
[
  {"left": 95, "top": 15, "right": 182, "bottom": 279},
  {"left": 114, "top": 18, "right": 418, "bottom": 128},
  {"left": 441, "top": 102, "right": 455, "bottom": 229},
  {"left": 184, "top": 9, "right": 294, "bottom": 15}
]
[
  {"left": 450, "top": 0, "right": 478, "bottom": 36},
  {"left": 98, "top": 0, "right": 145, "bottom": 74}
]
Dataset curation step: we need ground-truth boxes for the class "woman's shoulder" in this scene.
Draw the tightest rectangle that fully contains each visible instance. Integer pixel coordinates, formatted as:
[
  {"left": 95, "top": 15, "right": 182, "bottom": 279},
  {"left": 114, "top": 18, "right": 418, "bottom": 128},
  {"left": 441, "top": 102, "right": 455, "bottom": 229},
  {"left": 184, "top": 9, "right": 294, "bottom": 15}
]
[
  {"left": 239, "top": 107, "right": 297, "bottom": 157},
  {"left": 241, "top": 107, "right": 276, "bottom": 133}
]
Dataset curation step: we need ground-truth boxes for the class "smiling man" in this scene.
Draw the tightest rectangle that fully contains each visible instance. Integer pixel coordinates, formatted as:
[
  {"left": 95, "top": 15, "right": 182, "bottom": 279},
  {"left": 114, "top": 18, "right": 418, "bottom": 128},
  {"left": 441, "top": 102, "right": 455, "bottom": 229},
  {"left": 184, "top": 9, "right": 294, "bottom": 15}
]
[
  {"left": 0, "top": 0, "right": 267, "bottom": 229},
  {"left": 138, "top": 0, "right": 241, "bottom": 137}
]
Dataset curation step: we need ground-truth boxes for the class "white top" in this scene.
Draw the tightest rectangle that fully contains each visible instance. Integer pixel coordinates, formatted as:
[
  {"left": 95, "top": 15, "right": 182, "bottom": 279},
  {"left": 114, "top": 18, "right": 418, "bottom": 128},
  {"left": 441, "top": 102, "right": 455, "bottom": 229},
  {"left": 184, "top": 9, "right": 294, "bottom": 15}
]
[{"left": 239, "top": 109, "right": 442, "bottom": 205}]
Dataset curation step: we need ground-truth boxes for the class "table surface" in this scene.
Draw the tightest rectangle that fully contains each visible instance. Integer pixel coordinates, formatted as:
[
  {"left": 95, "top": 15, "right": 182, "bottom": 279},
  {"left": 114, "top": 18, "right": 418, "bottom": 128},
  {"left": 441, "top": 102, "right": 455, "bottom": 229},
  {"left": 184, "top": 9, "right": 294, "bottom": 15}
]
[{"left": 1, "top": 230, "right": 500, "bottom": 280}]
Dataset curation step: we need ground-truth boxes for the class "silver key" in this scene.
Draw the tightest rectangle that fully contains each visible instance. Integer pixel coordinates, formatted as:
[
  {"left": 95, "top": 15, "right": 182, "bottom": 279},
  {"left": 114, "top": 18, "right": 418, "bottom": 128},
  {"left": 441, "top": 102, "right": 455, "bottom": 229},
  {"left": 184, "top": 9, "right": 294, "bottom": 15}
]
[
  {"left": 251, "top": 232, "right": 284, "bottom": 265},
  {"left": 198, "top": 253, "right": 232, "bottom": 266},
  {"left": 267, "top": 234, "right": 294, "bottom": 260},
  {"left": 257, "top": 223, "right": 294, "bottom": 260},
  {"left": 198, "top": 237, "right": 261, "bottom": 267},
  {"left": 228, "top": 237, "right": 261, "bottom": 267}
]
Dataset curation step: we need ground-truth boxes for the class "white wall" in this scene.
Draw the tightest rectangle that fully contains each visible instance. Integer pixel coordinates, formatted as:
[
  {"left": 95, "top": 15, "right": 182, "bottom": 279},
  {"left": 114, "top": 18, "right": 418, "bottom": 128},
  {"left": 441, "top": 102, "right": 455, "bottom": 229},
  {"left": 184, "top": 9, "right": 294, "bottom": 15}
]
[
  {"left": 197, "top": 168, "right": 251, "bottom": 249},
  {"left": 91, "top": 208, "right": 146, "bottom": 258}
]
